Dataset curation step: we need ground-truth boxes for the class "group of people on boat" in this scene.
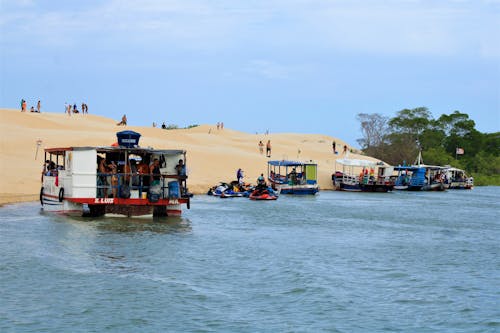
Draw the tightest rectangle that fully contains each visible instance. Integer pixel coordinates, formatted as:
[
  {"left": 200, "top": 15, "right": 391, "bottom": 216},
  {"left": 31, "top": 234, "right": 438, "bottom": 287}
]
[{"left": 96, "top": 155, "right": 187, "bottom": 199}]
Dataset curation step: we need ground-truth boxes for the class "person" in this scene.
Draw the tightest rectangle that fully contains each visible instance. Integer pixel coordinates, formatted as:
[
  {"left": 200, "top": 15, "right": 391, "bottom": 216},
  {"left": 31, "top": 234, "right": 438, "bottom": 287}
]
[
  {"left": 175, "top": 159, "right": 187, "bottom": 194},
  {"left": 150, "top": 159, "right": 161, "bottom": 186},
  {"left": 97, "top": 157, "right": 109, "bottom": 198},
  {"left": 221, "top": 122, "right": 224, "bottom": 129},
  {"left": 109, "top": 161, "right": 118, "bottom": 198},
  {"left": 41, "top": 160, "right": 51, "bottom": 182},
  {"left": 256, "top": 173, "right": 267, "bottom": 191},
  {"left": 266, "top": 140, "right": 271, "bottom": 158},
  {"left": 22, "top": 99, "right": 27, "bottom": 112},
  {"left": 137, "top": 158, "right": 150, "bottom": 191},
  {"left": 217, "top": 122, "right": 220, "bottom": 130},
  {"left": 124, "top": 158, "right": 139, "bottom": 186},
  {"left": 81, "top": 103, "right": 85, "bottom": 114},
  {"left": 332, "top": 141, "right": 336, "bottom": 154},
  {"left": 161, "top": 122, "right": 166, "bottom": 129},
  {"left": 258, "top": 141, "right": 264, "bottom": 154},
  {"left": 343, "top": 144, "right": 347, "bottom": 155},
  {"left": 30, "top": 106, "right": 35, "bottom": 112},
  {"left": 73, "top": 104, "right": 78, "bottom": 113},
  {"left": 289, "top": 168, "right": 297, "bottom": 185},
  {"left": 117, "top": 114, "right": 127, "bottom": 126},
  {"left": 37, "top": 100, "right": 41, "bottom": 113},
  {"left": 237, "top": 168, "right": 244, "bottom": 185}
]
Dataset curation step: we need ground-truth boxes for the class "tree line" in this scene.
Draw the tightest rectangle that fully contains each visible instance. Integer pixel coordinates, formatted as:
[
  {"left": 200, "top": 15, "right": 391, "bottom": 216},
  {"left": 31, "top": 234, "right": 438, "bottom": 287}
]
[{"left": 356, "top": 107, "right": 500, "bottom": 185}]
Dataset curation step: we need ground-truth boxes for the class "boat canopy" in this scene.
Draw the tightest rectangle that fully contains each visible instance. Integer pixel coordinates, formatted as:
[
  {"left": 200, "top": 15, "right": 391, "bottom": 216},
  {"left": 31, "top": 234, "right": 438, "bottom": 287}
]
[
  {"left": 45, "top": 146, "right": 185, "bottom": 155},
  {"left": 335, "top": 158, "right": 377, "bottom": 167},
  {"left": 268, "top": 160, "right": 316, "bottom": 167}
]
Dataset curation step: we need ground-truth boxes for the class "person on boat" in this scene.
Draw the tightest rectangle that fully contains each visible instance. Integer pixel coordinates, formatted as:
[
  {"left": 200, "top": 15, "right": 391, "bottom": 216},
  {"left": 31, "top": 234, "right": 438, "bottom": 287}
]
[
  {"left": 137, "top": 158, "right": 150, "bottom": 192},
  {"left": 256, "top": 173, "right": 267, "bottom": 192},
  {"left": 109, "top": 161, "right": 119, "bottom": 198},
  {"left": 97, "top": 157, "right": 110, "bottom": 198},
  {"left": 150, "top": 159, "right": 161, "bottom": 186},
  {"left": 237, "top": 168, "right": 244, "bottom": 185},
  {"left": 175, "top": 159, "right": 187, "bottom": 194},
  {"left": 289, "top": 168, "right": 297, "bottom": 185}
]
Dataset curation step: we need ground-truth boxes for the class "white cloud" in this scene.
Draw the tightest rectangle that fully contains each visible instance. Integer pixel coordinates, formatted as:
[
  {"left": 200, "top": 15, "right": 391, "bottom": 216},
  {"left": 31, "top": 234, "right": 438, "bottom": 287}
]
[{"left": 0, "top": 0, "right": 498, "bottom": 58}]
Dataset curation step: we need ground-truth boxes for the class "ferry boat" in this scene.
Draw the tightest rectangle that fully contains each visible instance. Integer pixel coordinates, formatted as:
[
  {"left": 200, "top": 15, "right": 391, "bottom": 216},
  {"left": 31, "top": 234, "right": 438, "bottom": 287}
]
[
  {"left": 267, "top": 160, "right": 319, "bottom": 195},
  {"left": 40, "top": 131, "right": 191, "bottom": 217},
  {"left": 443, "top": 167, "right": 474, "bottom": 189},
  {"left": 332, "top": 158, "right": 394, "bottom": 192},
  {"left": 394, "top": 151, "right": 446, "bottom": 191}
]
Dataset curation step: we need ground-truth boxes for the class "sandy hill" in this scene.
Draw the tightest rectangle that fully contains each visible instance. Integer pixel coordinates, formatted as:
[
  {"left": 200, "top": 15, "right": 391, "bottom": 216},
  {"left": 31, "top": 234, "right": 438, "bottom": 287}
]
[{"left": 0, "top": 108, "right": 381, "bottom": 204}]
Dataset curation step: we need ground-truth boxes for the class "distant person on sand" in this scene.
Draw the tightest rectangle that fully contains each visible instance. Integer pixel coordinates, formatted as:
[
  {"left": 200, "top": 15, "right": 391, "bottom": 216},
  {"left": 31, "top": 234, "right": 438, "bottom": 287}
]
[
  {"left": 343, "top": 144, "right": 348, "bottom": 155},
  {"left": 21, "top": 99, "right": 27, "bottom": 112},
  {"left": 332, "top": 141, "right": 336, "bottom": 154},
  {"left": 266, "top": 140, "right": 272, "bottom": 158},
  {"left": 117, "top": 114, "right": 127, "bottom": 126},
  {"left": 30, "top": 106, "right": 35, "bottom": 112},
  {"left": 217, "top": 122, "right": 220, "bottom": 130},
  {"left": 161, "top": 122, "right": 166, "bottom": 129},
  {"left": 258, "top": 141, "right": 264, "bottom": 154},
  {"left": 221, "top": 122, "right": 224, "bottom": 130},
  {"left": 37, "top": 100, "right": 41, "bottom": 113},
  {"left": 73, "top": 104, "right": 78, "bottom": 113}
]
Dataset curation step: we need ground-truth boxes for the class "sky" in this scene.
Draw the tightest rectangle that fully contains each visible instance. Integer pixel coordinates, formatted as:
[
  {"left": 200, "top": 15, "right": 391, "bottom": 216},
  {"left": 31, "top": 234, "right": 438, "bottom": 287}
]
[{"left": 1, "top": 0, "right": 499, "bottom": 147}]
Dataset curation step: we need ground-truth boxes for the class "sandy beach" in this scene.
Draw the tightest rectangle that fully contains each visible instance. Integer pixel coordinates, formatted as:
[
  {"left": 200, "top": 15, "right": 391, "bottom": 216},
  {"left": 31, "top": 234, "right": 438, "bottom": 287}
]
[{"left": 0, "top": 108, "right": 383, "bottom": 205}]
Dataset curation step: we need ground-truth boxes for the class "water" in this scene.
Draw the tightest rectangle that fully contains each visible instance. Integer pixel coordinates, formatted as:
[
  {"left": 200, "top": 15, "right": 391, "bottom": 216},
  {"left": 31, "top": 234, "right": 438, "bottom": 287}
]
[{"left": 1, "top": 188, "right": 499, "bottom": 332}]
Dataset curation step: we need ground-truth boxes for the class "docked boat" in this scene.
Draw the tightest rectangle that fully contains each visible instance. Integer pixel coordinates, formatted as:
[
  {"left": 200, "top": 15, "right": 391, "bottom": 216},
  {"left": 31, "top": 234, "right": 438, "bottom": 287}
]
[
  {"left": 267, "top": 160, "right": 319, "bottom": 195},
  {"left": 394, "top": 151, "right": 446, "bottom": 191},
  {"left": 443, "top": 167, "right": 474, "bottom": 189},
  {"left": 40, "top": 131, "right": 191, "bottom": 217},
  {"left": 332, "top": 158, "right": 394, "bottom": 192}
]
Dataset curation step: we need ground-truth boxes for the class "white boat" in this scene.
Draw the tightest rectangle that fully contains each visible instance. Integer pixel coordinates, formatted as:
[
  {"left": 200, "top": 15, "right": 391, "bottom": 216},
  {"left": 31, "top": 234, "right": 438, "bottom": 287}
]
[
  {"left": 267, "top": 160, "right": 319, "bottom": 195},
  {"left": 443, "top": 167, "right": 474, "bottom": 189},
  {"left": 40, "top": 131, "right": 191, "bottom": 217},
  {"left": 332, "top": 158, "right": 394, "bottom": 192}
]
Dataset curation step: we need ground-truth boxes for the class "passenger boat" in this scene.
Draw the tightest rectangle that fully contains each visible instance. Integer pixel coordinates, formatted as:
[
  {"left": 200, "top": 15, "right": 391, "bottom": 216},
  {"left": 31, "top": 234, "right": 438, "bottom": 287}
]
[
  {"left": 332, "top": 157, "right": 394, "bottom": 192},
  {"left": 394, "top": 151, "right": 446, "bottom": 191},
  {"left": 40, "top": 131, "right": 191, "bottom": 217},
  {"left": 267, "top": 160, "right": 319, "bottom": 195},
  {"left": 443, "top": 167, "right": 474, "bottom": 189}
]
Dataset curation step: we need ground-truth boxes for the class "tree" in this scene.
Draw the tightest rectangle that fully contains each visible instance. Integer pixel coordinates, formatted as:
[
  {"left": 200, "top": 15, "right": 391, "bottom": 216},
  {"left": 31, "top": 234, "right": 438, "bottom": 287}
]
[
  {"left": 388, "top": 107, "right": 432, "bottom": 138},
  {"left": 356, "top": 113, "right": 389, "bottom": 149}
]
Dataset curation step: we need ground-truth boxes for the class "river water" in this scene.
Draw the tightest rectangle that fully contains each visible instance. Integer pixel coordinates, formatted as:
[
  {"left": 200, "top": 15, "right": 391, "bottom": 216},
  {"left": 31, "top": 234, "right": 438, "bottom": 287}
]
[{"left": 1, "top": 188, "right": 499, "bottom": 332}]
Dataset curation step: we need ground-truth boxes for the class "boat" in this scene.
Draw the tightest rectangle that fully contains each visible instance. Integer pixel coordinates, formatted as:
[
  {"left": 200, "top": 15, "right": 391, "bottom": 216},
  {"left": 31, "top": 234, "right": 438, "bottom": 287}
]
[
  {"left": 267, "top": 160, "right": 319, "bottom": 195},
  {"left": 443, "top": 167, "right": 474, "bottom": 189},
  {"left": 394, "top": 151, "right": 446, "bottom": 191},
  {"left": 248, "top": 188, "right": 278, "bottom": 200},
  {"left": 40, "top": 131, "right": 191, "bottom": 217},
  {"left": 332, "top": 157, "right": 394, "bottom": 192}
]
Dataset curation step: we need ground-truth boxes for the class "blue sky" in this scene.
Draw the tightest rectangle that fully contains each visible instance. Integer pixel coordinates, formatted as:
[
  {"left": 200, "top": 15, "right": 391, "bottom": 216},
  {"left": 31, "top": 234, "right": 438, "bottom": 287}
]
[{"left": 1, "top": 0, "right": 499, "bottom": 146}]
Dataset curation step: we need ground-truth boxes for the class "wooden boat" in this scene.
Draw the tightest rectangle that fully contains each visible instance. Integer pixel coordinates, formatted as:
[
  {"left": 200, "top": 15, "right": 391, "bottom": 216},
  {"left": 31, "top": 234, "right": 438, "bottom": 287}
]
[
  {"left": 40, "top": 131, "right": 191, "bottom": 217},
  {"left": 332, "top": 157, "right": 394, "bottom": 192},
  {"left": 267, "top": 160, "right": 319, "bottom": 195},
  {"left": 394, "top": 151, "right": 446, "bottom": 191},
  {"left": 443, "top": 167, "right": 474, "bottom": 189}
]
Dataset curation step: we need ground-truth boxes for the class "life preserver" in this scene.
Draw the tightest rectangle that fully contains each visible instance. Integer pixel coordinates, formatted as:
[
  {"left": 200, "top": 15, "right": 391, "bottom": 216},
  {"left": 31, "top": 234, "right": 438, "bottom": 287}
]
[
  {"left": 40, "top": 187, "right": 44, "bottom": 205},
  {"left": 58, "top": 188, "right": 65, "bottom": 202}
]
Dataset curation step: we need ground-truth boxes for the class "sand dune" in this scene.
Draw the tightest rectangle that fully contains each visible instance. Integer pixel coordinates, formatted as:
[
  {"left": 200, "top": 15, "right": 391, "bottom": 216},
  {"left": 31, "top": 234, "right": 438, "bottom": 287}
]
[{"left": 0, "top": 108, "right": 382, "bottom": 205}]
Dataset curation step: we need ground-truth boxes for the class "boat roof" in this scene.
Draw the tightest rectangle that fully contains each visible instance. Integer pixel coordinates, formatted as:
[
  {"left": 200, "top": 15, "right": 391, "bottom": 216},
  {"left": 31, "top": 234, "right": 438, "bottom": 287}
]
[
  {"left": 335, "top": 158, "right": 378, "bottom": 167},
  {"left": 393, "top": 165, "right": 423, "bottom": 171},
  {"left": 268, "top": 160, "right": 317, "bottom": 167},
  {"left": 45, "top": 146, "right": 186, "bottom": 155}
]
